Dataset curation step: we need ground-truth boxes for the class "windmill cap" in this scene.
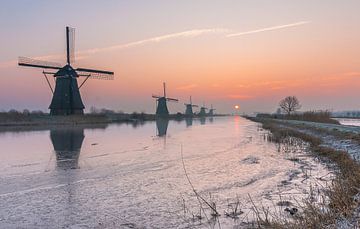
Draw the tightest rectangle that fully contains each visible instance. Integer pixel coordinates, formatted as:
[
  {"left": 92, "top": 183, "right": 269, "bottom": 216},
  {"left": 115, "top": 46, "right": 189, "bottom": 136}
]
[{"left": 54, "top": 65, "right": 78, "bottom": 77}]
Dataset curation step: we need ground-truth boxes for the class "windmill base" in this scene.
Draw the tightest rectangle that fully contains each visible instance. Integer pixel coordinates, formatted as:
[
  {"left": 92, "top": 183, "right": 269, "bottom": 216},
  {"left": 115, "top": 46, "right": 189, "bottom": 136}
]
[{"left": 50, "top": 109, "right": 84, "bottom": 116}]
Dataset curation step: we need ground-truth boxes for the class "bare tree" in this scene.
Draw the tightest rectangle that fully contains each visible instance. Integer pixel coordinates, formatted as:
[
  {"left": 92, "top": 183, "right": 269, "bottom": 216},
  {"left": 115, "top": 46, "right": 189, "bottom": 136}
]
[{"left": 279, "top": 96, "right": 301, "bottom": 115}]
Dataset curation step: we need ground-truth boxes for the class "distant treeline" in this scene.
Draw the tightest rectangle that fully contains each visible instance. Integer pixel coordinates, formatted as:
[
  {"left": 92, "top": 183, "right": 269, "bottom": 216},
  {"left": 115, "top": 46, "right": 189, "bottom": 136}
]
[
  {"left": 256, "top": 110, "right": 339, "bottom": 124},
  {"left": 1, "top": 109, "right": 46, "bottom": 115},
  {"left": 0, "top": 109, "right": 47, "bottom": 122}
]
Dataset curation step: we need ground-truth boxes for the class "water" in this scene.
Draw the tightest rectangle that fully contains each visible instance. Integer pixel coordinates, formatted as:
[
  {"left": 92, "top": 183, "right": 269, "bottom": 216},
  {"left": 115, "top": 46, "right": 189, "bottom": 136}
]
[
  {"left": 0, "top": 117, "right": 329, "bottom": 228},
  {"left": 336, "top": 118, "right": 360, "bottom": 127}
]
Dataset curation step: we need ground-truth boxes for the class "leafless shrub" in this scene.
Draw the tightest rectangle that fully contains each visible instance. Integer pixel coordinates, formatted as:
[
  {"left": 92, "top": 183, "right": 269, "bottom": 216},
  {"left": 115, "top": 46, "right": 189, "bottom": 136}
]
[{"left": 279, "top": 96, "right": 301, "bottom": 115}]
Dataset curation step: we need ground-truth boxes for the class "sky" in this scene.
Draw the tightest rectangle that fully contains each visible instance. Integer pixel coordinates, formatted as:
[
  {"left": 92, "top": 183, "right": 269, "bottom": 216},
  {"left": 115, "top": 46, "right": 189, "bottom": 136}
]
[{"left": 0, "top": 0, "right": 360, "bottom": 114}]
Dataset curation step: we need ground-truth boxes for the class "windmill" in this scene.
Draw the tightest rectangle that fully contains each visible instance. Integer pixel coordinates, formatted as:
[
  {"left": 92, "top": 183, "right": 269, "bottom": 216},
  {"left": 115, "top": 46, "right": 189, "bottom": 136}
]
[
  {"left": 208, "top": 104, "right": 216, "bottom": 116},
  {"left": 18, "top": 26, "right": 114, "bottom": 115},
  {"left": 199, "top": 102, "right": 208, "bottom": 116},
  {"left": 152, "top": 82, "right": 178, "bottom": 116},
  {"left": 184, "top": 96, "right": 198, "bottom": 116}
]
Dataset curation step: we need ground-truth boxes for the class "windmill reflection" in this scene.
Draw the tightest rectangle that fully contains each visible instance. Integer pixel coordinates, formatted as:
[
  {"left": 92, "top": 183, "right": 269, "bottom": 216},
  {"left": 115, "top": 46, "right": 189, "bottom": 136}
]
[
  {"left": 185, "top": 117, "right": 193, "bottom": 127},
  {"left": 50, "top": 127, "right": 84, "bottom": 170},
  {"left": 156, "top": 118, "right": 169, "bottom": 137},
  {"left": 200, "top": 117, "right": 206, "bottom": 125}
]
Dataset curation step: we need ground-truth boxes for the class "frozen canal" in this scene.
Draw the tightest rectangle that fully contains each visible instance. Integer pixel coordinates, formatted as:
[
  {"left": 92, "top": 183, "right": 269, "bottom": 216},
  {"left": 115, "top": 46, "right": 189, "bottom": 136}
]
[
  {"left": 0, "top": 117, "right": 329, "bottom": 228},
  {"left": 336, "top": 118, "right": 360, "bottom": 127}
]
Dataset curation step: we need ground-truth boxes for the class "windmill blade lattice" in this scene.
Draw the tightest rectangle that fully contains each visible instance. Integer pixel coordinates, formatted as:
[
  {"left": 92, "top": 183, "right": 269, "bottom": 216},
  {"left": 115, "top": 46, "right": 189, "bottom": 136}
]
[
  {"left": 166, "top": 98, "right": 179, "bottom": 102},
  {"left": 67, "top": 27, "right": 75, "bottom": 65},
  {"left": 76, "top": 71, "right": 114, "bottom": 80},
  {"left": 18, "top": 56, "right": 62, "bottom": 69}
]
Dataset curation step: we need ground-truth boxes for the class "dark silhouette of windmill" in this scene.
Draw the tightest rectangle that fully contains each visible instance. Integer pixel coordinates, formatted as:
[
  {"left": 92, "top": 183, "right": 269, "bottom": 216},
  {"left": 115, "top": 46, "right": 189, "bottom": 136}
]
[
  {"left": 18, "top": 26, "right": 114, "bottom": 115},
  {"left": 199, "top": 102, "right": 208, "bottom": 116},
  {"left": 156, "top": 118, "right": 169, "bottom": 137},
  {"left": 152, "top": 82, "right": 178, "bottom": 116},
  {"left": 185, "top": 117, "right": 193, "bottom": 127},
  {"left": 184, "top": 96, "right": 198, "bottom": 116},
  {"left": 50, "top": 127, "right": 84, "bottom": 170},
  {"left": 208, "top": 104, "right": 216, "bottom": 116}
]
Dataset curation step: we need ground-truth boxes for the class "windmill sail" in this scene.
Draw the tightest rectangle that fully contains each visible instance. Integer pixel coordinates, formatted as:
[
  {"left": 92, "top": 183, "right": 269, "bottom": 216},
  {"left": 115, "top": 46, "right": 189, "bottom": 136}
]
[
  {"left": 76, "top": 69, "right": 114, "bottom": 80},
  {"left": 66, "top": 27, "right": 75, "bottom": 65},
  {"left": 18, "top": 57, "right": 62, "bottom": 70},
  {"left": 166, "top": 97, "right": 179, "bottom": 102},
  {"left": 76, "top": 68, "right": 114, "bottom": 80}
]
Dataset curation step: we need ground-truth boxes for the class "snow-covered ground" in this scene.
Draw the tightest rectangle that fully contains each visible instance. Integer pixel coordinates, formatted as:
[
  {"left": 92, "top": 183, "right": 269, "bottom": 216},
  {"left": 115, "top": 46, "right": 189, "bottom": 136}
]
[
  {"left": 336, "top": 118, "right": 360, "bottom": 127},
  {"left": 276, "top": 119, "right": 360, "bottom": 162}
]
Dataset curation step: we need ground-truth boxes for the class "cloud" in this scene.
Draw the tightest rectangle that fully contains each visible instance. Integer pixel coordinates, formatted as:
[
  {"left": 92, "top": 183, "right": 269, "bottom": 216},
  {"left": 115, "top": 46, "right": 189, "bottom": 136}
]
[
  {"left": 78, "top": 28, "right": 230, "bottom": 56},
  {"left": 211, "top": 83, "right": 221, "bottom": 88},
  {"left": 1, "top": 21, "right": 310, "bottom": 68},
  {"left": 226, "top": 21, "right": 310, "bottom": 37},
  {"left": 176, "top": 84, "right": 198, "bottom": 90},
  {"left": 227, "top": 94, "right": 254, "bottom": 99},
  {"left": 0, "top": 28, "right": 230, "bottom": 69}
]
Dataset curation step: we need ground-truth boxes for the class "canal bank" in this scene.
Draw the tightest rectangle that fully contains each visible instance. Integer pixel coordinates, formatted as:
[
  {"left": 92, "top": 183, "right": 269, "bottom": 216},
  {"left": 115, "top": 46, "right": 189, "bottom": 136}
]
[{"left": 246, "top": 117, "right": 360, "bottom": 228}]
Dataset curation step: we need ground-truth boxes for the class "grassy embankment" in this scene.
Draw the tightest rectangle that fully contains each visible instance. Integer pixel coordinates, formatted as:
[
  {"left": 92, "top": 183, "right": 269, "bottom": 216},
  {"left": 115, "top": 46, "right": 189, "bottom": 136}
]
[
  {"left": 247, "top": 117, "right": 360, "bottom": 228},
  {"left": 257, "top": 110, "right": 340, "bottom": 125}
]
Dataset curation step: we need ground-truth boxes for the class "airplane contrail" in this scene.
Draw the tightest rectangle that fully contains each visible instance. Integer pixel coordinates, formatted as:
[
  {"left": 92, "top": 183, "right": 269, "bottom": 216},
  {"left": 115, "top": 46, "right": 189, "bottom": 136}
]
[
  {"left": 0, "top": 22, "right": 310, "bottom": 68},
  {"left": 226, "top": 21, "right": 310, "bottom": 37},
  {"left": 79, "top": 28, "right": 230, "bottom": 55},
  {"left": 0, "top": 28, "right": 230, "bottom": 68}
]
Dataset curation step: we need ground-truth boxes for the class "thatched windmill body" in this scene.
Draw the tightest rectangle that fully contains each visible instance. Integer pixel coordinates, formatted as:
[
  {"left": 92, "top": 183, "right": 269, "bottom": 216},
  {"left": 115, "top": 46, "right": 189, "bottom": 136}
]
[
  {"left": 152, "top": 82, "right": 178, "bottom": 116},
  {"left": 199, "top": 102, "right": 208, "bottom": 116},
  {"left": 208, "top": 104, "right": 216, "bottom": 116},
  {"left": 184, "top": 96, "right": 198, "bottom": 116},
  {"left": 18, "top": 27, "right": 114, "bottom": 115}
]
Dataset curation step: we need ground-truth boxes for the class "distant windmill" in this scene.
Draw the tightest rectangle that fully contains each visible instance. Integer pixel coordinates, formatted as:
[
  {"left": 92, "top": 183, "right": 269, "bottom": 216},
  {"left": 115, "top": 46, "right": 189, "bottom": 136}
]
[
  {"left": 152, "top": 82, "right": 178, "bottom": 116},
  {"left": 208, "top": 104, "right": 216, "bottom": 116},
  {"left": 199, "top": 102, "right": 208, "bottom": 116},
  {"left": 184, "top": 96, "right": 198, "bottom": 116},
  {"left": 18, "top": 26, "right": 114, "bottom": 115}
]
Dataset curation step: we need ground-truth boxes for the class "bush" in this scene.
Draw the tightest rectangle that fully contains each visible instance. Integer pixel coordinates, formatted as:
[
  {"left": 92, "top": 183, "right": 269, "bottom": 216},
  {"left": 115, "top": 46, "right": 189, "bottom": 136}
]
[{"left": 286, "top": 110, "right": 339, "bottom": 124}]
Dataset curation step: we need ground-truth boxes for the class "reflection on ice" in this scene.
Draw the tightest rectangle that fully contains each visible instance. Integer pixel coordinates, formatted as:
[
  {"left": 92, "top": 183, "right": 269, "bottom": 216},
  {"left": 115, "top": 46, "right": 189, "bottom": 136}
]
[
  {"left": 200, "top": 116, "right": 206, "bottom": 125},
  {"left": 185, "top": 117, "right": 193, "bottom": 127},
  {"left": 50, "top": 128, "right": 84, "bottom": 170},
  {"left": 155, "top": 118, "right": 169, "bottom": 137}
]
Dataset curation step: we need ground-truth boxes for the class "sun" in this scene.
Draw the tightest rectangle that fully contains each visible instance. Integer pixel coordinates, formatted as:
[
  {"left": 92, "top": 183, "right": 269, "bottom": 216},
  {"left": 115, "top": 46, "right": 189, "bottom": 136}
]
[{"left": 234, "top": 105, "right": 240, "bottom": 109}]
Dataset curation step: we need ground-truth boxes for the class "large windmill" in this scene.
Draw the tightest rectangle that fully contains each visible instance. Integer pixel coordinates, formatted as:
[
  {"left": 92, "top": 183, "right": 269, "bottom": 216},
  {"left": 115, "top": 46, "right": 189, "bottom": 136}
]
[
  {"left": 208, "top": 104, "right": 216, "bottom": 116},
  {"left": 18, "top": 26, "right": 114, "bottom": 115},
  {"left": 152, "top": 82, "right": 178, "bottom": 116},
  {"left": 199, "top": 102, "right": 208, "bottom": 116},
  {"left": 184, "top": 96, "right": 198, "bottom": 116}
]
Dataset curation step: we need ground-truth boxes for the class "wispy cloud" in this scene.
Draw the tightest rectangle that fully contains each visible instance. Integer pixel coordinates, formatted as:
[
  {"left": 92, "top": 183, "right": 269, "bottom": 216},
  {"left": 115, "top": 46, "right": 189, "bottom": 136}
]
[
  {"left": 79, "top": 28, "right": 230, "bottom": 56},
  {"left": 226, "top": 21, "right": 310, "bottom": 37},
  {"left": 0, "top": 22, "right": 310, "bottom": 68},
  {"left": 176, "top": 84, "right": 198, "bottom": 90},
  {"left": 227, "top": 94, "right": 254, "bottom": 99},
  {"left": 0, "top": 28, "right": 229, "bottom": 68}
]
